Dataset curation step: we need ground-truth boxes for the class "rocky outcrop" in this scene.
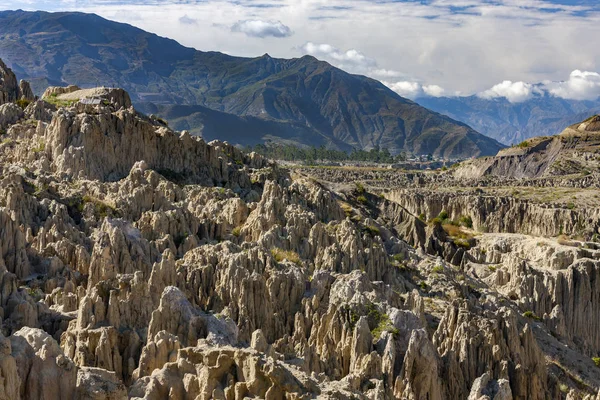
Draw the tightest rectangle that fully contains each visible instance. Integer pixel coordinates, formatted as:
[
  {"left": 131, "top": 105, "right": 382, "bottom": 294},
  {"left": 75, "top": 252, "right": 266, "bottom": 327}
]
[
  {"left": 19, "top": 81, "right": 35, "bottom": 102},
  {"left": 0, "top": 59, "right": 19, "bottom": 105},
  {"left": 0, "top": 103, "right": 24, "bottom": 129},
  {"left": 386, "top": 189, "right": 600, "bottom": 239},
  {"left": 0, "top": 86, "right": 598, "bottom": 399},
  {"left": 453, "top": 118, "right": 600, "bottom": 180}
]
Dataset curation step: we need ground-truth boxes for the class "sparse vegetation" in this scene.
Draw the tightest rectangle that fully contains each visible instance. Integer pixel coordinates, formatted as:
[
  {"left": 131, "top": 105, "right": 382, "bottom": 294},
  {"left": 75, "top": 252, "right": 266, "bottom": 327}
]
[
  {"left": 32, "top": 141, "right": 45, "bottom": 153},
  {"left": 79, "top": 195, "right": 118, "bottom": 218},
  {"left": 271, "top": 248, "right": 301, "bottom": 265},
  {"left": 459, "top": 215, "right": 473, "bottom": 229},
  {"left": 45, "top": 94, "right": 79, "bottom": 108},
  {"left": 593, "top": 357, "right": 600, "bottom": 368},
  {"left": 362, "top": 225, "right": 380, "bottom": 237},
  {"left": 232, "top": 226, "right": 242, "bottom": 237},
  {"left": 523, "top": 311, "right": 541, "bottom": 321},
  {"left": 357, "top": 195, "right": 368, "bottom": 204},
  {"left": 367, "top": 303, "right": 398, "bottom": 338},
  {"left": 16, "top": 98, "right": 31, "bottom": 109},
  {"left": 355, "top": 182, "right": 365, "bottom": 194},
  {"left": 432, "top": 265, "right": 444, "bottom": 274}
]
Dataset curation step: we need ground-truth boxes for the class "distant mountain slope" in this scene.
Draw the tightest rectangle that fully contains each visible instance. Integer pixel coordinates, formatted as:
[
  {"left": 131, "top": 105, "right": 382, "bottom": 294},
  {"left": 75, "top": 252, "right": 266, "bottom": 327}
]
[
  {"left": 419, "top": 95, "right": 600, "bottom": 145},
  {"left": 453, "top": 115, "right": 600, "bottom": 179},
  {"left": 0, "top": 10, "right": 504, "bottom": 158}
]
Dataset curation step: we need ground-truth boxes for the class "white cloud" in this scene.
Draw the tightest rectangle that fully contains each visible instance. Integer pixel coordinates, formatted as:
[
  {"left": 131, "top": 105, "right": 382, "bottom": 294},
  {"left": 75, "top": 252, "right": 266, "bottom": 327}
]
[
  {"left": 5, "top": 0, "right": 600, "bottom": 95},
  {"left": 544, "top": 70, "right": 600, "bottom": 101},
  {"left": 423, "top": 84, "right": 446, "bottom": 97},
  {"left": 478, "top": 80, "right": 537, "bottom": 103},
  {"left": 299, "top": 42, "right": 447, "bottom": 99},
  {"left": 179, "top": 14, "right": 197, "bottom": 25},
  {"left": 383, "top": 81, "right": 446, "bottom": 99},
  {"left": 384, "top": 81, "right": 423, "bottom": 99},
  {"left": 478, "top": 70, "right": 600, "bottom": 102},
  {"left": 231, "top": 20, "right": 293, "bottom": 38},
  {"left": 300, "top": 42, "right": 377, "bottom": 72}
]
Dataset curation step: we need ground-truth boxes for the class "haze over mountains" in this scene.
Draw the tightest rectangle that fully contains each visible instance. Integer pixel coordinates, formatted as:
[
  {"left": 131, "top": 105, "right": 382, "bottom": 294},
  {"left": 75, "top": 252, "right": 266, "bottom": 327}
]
[
  {"left": 0, "top": 9, "right": 504, "bottom": 158},
  {"left": 420, "top": 94, "right": 600, "bottom": 146}
]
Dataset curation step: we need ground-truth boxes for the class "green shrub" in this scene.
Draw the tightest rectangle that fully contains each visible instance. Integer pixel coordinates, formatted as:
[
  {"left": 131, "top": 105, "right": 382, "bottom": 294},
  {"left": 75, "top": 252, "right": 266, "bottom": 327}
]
[
  {"left": 355, "top": 182, "right": 365, "bottom": 194},
  {"left": 459, "top": 215, "right": 473, "bottom": 228},
  {"left": 418, "top": 213, "right": 426, "bottom": 221},
  {"left": 16, "top": 98, "right": 31, "bottom": 109},
  {"left": 593, "top": 357, "right": 600, "bottom": 368},
  {"left": 432, "top": 265, "right": 444, "bottom": 274},
  {"left": 438, "top": 211, "right": 449, "bottom": 220},
  {"left": 523, "top": 311, "right": 541, "bottom": 321},
  {"left": 232, "top": 226, "right": 242, "bottom": 237},
  {"left": 430, "top": 217, "right": 443, "bottom": 226},
  {"left": 367, "top": 303, "right": 398, "bottom": 338},
  {"left": 357, "top": 195, "right": 368, "bottom": 204}
]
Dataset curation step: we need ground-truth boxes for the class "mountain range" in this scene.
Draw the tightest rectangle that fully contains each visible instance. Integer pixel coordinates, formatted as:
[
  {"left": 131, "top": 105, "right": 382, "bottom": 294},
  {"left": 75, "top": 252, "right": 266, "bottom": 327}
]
[
  {"left": 0, "top": 9, "right": 503, "bottom": 158},
  {"left": 419, "top": 94, "right": 600, "bottom": 145}
]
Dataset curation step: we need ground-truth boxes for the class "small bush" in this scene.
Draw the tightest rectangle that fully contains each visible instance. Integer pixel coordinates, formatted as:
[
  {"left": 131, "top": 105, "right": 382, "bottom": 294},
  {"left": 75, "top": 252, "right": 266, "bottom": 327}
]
[
  {"left": 438, "top": 210, "right": 449, "bottom": 220},
  {"left": 16, "top": 98, "right": 31, "bottom": 109},
  {"left": 593, "top": 357, "right": 600, "bottom": 368},
  {"left": 459, "top": 215, "right": 473, "bottom": 228},
  {"left": 516, "top": 140, "right": 530, "bottom": 149},
  {"left": 340, "top": 202, "right": 353, "bottom": 217},
  {"left": 566, "top": 202, "right": 575, "bottom": 210},
  {"left": 367, "top": 303, "right": 398, "bottom": 338},
  {"left": 355, "top": 182, "right": 365, "bottom": 194},
  {"left": 430, "top": 217, "right": 443, "bottom": 226},
  {"left": 418, "top": 213, "right": 426, "bottom": 221},
  {"left": 271, "top": 248, "right": 301, "bottom": 265},
  {"left": 232, "top": 226, "right": 242, "bottom": 237},
  {"left": 357, "top": 195, "right": 368, "bottom": 204},
  {"left": 523, "top": 311, "right": 541, "bottom": 321},
  {"left": 432, "top": 265, "right": 444, "bottom": 274}
]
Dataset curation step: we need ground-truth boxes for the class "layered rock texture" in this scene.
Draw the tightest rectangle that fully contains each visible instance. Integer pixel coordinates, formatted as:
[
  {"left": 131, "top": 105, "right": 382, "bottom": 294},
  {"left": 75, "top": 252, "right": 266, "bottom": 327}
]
[
  {"left": 454, "top": 116, "right": 600, "bottom": 180},
  {"left": 0, "top": 75, "right": 599, "bottom": 400}
]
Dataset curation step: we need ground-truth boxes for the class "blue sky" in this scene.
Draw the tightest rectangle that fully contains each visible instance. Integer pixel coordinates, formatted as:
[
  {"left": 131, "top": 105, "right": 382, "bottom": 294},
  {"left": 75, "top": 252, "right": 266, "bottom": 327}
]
[{"left": 2, "top": 0, "right": 600, "bottom": 101}]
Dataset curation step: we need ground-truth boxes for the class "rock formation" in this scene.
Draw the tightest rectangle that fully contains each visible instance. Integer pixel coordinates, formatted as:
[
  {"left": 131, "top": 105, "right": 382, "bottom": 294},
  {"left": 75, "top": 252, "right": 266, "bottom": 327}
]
[{"left": 0, "top": 74, "right": 598, "bottom": 399}]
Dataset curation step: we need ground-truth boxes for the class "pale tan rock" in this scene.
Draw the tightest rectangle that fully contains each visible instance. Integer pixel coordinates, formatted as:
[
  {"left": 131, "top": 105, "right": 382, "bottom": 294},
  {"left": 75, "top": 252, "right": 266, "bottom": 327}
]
[{"left": 10, "top": 327, "right": 77, "bottom": 400}]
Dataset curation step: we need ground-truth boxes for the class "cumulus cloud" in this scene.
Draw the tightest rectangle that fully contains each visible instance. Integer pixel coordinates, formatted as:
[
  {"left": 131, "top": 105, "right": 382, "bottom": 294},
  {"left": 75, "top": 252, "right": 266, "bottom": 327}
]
[
  {"left": 231, "top": 20, "right": 292, "bottom": 38},
  {"left": 478, "top": 80, "right": 537, "bottom": 103},
  {"left": 478, "top": 71, "right": 600, "bottom": 102},
  {"left": 383, "top": 81, "right": 446, "bottom": 99},
  {"left": 300, "top": 42, "right": 377, "bottom": 72},
  {"left": 544, "top": 70, "right": 600, "bottom": 101}
]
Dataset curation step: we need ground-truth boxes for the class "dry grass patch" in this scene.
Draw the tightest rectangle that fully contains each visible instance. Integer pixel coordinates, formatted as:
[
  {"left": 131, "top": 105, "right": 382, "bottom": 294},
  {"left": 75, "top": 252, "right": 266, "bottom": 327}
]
[{"left": 271, "top": 248, "right": 301, "bottom": 265}]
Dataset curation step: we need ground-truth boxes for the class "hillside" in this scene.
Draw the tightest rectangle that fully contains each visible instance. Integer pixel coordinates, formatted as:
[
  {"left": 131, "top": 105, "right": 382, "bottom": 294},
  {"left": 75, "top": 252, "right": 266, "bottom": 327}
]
[
  {"left": 453, "top": 115, "right": 600, "bottom": 179},
  {"left": 419, "top": 94, "right": 600, "bottom": 145},
  {"left": 0, "top": 10, "right": 503, "bottom": 158}
]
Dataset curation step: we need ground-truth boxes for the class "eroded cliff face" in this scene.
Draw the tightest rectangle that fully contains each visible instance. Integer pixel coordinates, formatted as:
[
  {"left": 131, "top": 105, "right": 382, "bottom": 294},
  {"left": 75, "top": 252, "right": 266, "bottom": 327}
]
[
  {"left": 453, "top": 117, "right": 600, "bottom": 180},
  {"left": 0, "top": 82, "right": 599, "bottom": 400}
]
